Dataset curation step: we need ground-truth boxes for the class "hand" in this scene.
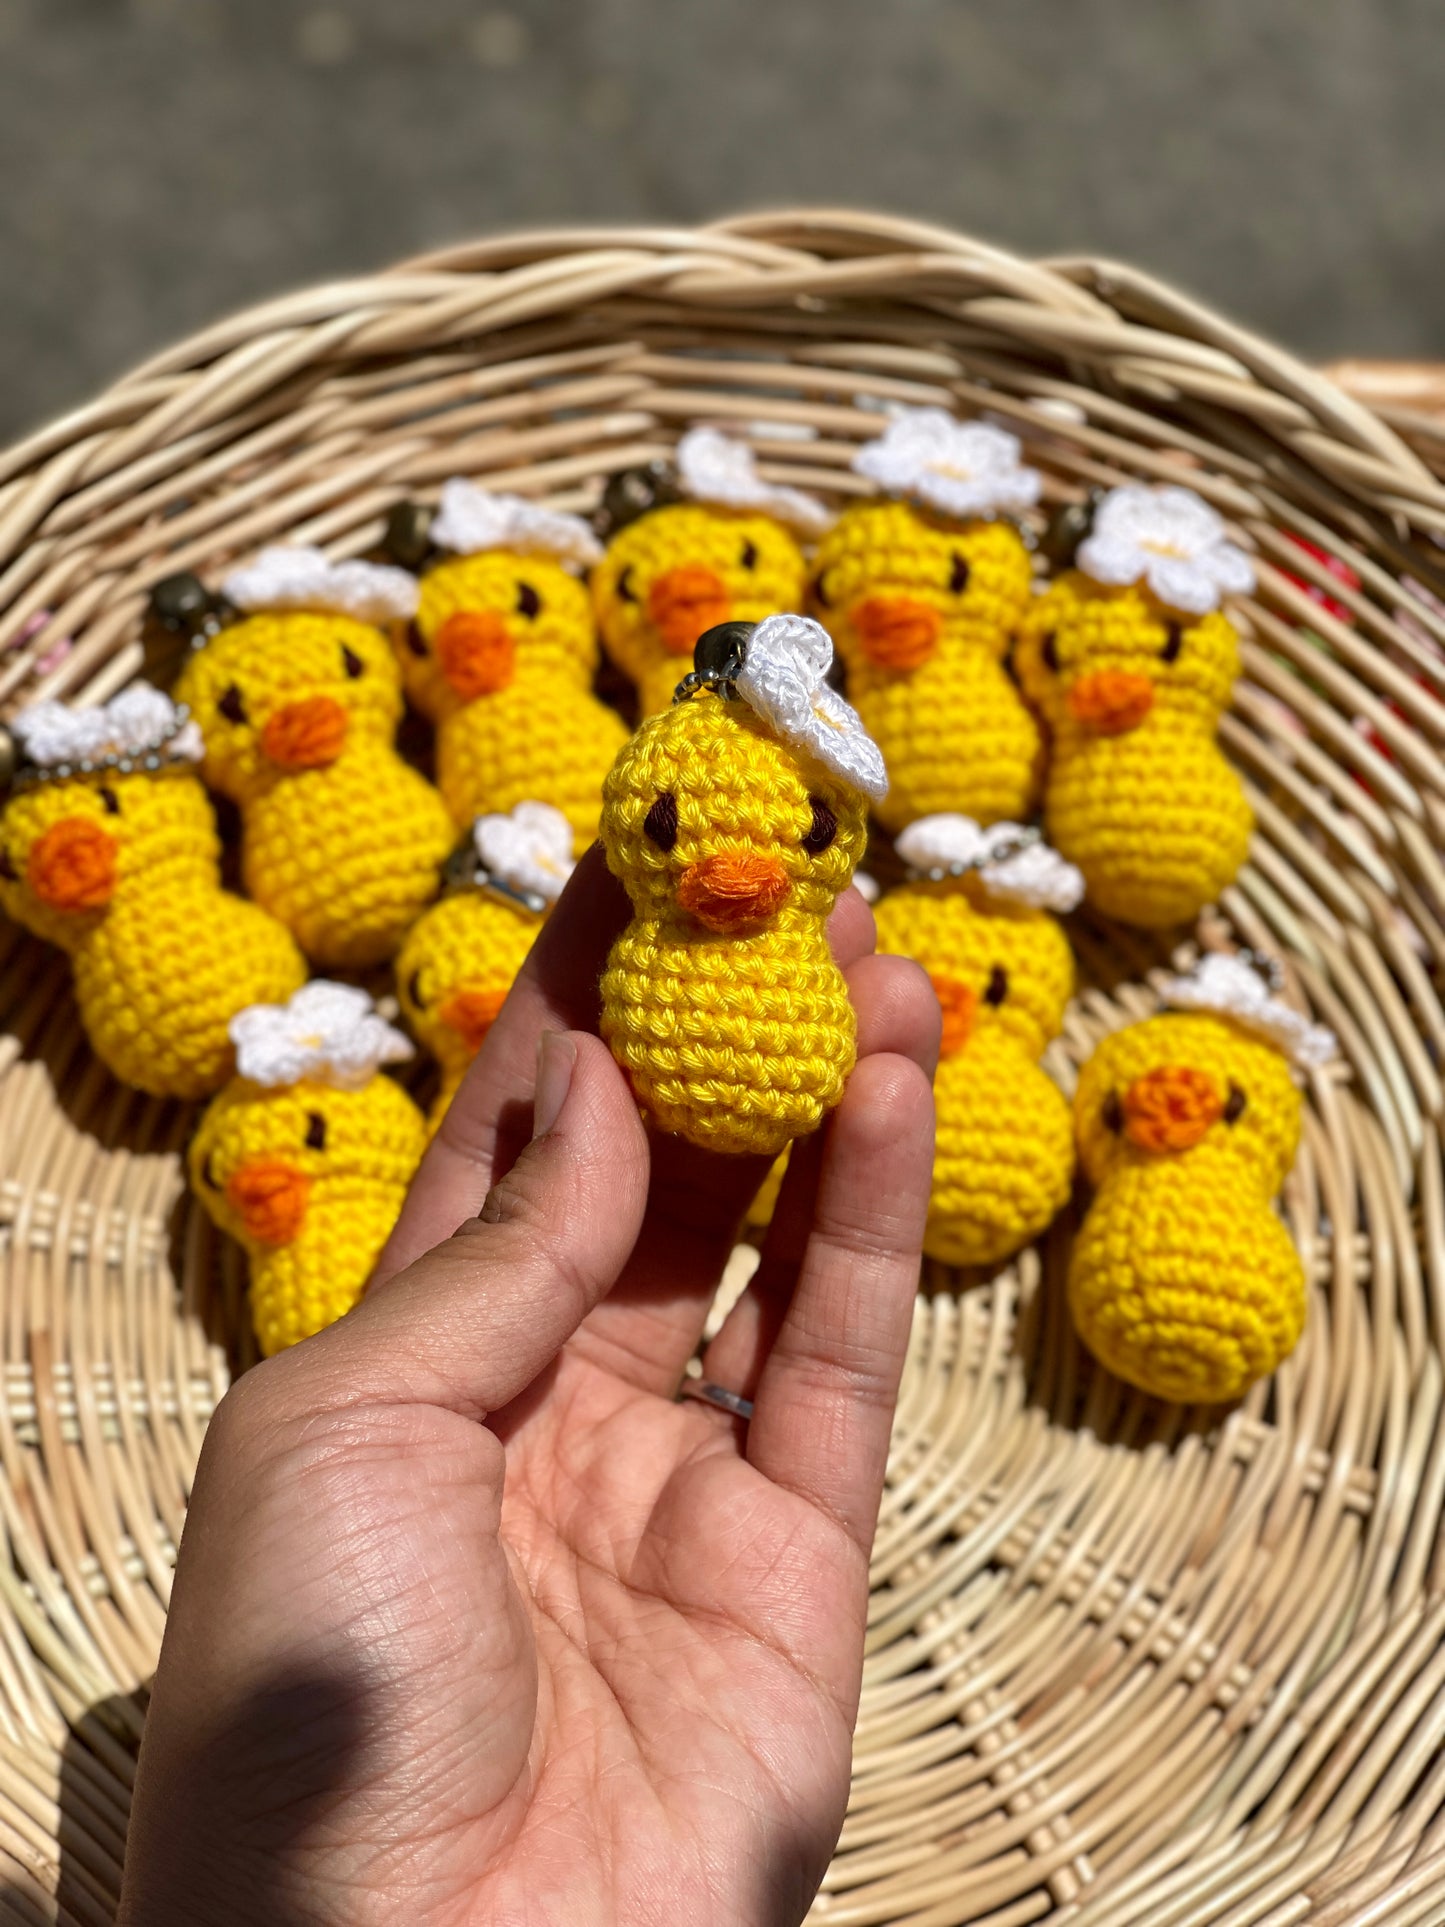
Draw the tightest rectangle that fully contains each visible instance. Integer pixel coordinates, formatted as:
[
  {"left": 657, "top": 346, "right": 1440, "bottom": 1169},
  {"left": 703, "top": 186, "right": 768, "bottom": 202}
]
[{"left": 118, "top": 849, "right": 938, "bottom": 1927}]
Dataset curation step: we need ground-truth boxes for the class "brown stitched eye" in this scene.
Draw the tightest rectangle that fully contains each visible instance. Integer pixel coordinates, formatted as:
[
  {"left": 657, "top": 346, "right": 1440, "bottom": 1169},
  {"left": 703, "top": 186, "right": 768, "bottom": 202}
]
[
  {"left": 405, "top": 620, "right": 429, "bottom": 658},
  {"left": 643, "top": 792, "right": 678, "bottom": 851},
  {"left": 984, "top": 965, "right": 1008, "bottom": 1006},
  {"left": 305, "top": 1112, "right": 327, "bottom": 1151},
  {"left": 949, "top": 551, "right": 970, "bottom": 595},
  {"left": 342, "top": 645, "right": 365, "bottom": 679},
  {"left": 1040, "top": 632, "right": 1059, "bottom": 673},
  {"left": 812, "top": 571, "right": 832, "bottom": 610},
  {"left": 517, "top": 582, "right": 541, "bottom": 619},
  {"left": 740, "top": 539, "right": 758, "bottom": 571},
  {"left": 801, "top": 797, "right": 838, "bottom": 854},
  {"left": 1224, "top": 1081, "right": 1247, "bottom": 1124},
  {"left": 1161, "top": 623, "right": 1185, "bottom": 664},
  {"left": 218, "top": 683, "right": 247, "bottom": 725},
  {"left": 0, "top": 850, "right": 16, "bottom": 882},
  {"left": 617, "top": 565, "right": 638, "bottom": 604},
  {"left": 98, "top": 787, "right": 120, "bottom": 816},
  {"left": 1102, "top": 1089, "right": 1123, "bottom": 1133},
  {"left": 407, "top": 967, "right": 427, "bottom": 1010}
]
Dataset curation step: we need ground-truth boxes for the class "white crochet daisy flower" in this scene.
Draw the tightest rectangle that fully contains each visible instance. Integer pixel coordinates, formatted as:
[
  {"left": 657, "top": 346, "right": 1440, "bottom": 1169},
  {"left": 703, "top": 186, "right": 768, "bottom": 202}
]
[
  {"left": 14, "top": 683, "right": 203, "bottom": 770},
  {"left": 1076, "top": 484, "right": 1256, "bottom": 616},
  {"left": 852, "top": 408, "right": 1042, "bottom": 520},
  {"left": 230, "top": 982, "right": 413, "bottom": 1092},
  {"left": 675, "top": 428, "right": 830, "bottom": 535},
  {"left": 895, "top": 814, "right": 1083, "bottom": 913},
  {"left": 471, "top": 801, "right": 576, "bottom": 905},
  {"left": 1159, "top": 953, "right": 1336, "bottom": 1069},
  {"left": 222, "top": 546, "right": 419, "bottom": 624},
  {"left": 733, "top": 614, "right": 888, "bottom": 801},
  {"left": 430, "top": 479, "right": 603, "bottom": 570}
]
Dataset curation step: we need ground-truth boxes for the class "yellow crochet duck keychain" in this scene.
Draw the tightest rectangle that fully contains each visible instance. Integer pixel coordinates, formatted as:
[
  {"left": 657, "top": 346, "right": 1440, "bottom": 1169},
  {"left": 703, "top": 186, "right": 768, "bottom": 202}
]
[
  {"left": 160, "top": 548, "right": 455, "bottom": 967},
  {"left": 0, "top": 685, "right": 305, "bottom": 1097},
  {"left": 397, "top": 799, "right": 575, "bottom": 1129},
  {"left": 591, "top": 428, "right": 829, "bottom": 718},
  {"left": 600, "top": 613, "right": 886, "bottom": 1156},
  {"left": 808, "top": 406, "right": 1043, "bottom": 831},
  {"left": 190, "top": 981, "right": 427, "bottom": 1356},
  {"left": 383, "top": 481, "right": 627, "bottom": 852},
  {"left": 1016, "top": 483, "right": 1256, "bottom": 927},
  {"left": 1070, "top": 952, "right": 1335, "bottom": 1403},
  {"left": 876, "top": 814, "right": 1082, "bottom": 1266}
]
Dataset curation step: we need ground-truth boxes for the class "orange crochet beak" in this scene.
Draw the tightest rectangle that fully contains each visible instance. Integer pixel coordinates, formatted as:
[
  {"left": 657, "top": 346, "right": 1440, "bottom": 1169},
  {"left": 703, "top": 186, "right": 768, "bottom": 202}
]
[
  {"left": 435, "top": 610, "right": 516, "bottom": 699},
  {"left": 678, "top": 851, "right": 791, "bottom": 933},
  {"left": 438, "top": 983, "right": 509, "bottom": 1054},
  {"left": 225, "top": 1157, "right": 313, "bottom": 1246},
  {"left": 929, "top": 974, "right": 978, "bottom": 1057},
  {"left": 647, "top": 566, "right": 731, "bottom": 656},
  {"left": 851, "top": 596, "right": 942, "bottom": 671},
  {"left": 261, "top": 696, "right": 350, "bottom": 770},
  {"left": 26, "top": 817, "right": 119, "bottom": 913},
  {"left": 1067, "top": 670, "right": 1155, "bottom": 735},
  {"left": 1119, "top": 1065, "right": 1223, "bottom": 1154}
]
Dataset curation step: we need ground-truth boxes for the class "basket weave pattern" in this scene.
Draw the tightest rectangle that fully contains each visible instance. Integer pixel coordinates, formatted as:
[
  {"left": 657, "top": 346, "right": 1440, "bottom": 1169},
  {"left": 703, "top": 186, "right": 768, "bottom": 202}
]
[{"left": 2, "top": 213, "right": 1445, "bottom": 1925}]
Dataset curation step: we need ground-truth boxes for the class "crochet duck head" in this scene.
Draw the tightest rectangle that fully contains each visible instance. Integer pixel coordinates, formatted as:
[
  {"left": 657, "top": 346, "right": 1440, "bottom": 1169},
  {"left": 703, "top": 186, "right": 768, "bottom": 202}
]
[
  {"left": 0, "top": 686, "right": 209, "bottom": 945},
  {"left": 809, "top": 410, "right": 1039, "bottom": 676},
  {"left": 591, "top": 430, "right": 828, "bottom": 717},
  {"left": 169, "top": 548, "right": 418, "bottom": 799},
  {"left": 1016, "top": 485, "right": 1251, "bottom": 741},
  {"left": 387, "top": 481, "right": 603, "bottom": 719}
]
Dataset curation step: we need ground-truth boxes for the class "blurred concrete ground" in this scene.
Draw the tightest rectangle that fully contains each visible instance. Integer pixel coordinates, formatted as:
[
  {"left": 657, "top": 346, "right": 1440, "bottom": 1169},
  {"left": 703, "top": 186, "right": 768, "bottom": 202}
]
[{"left": 0, "top": 0, "right": 1441, "bottom": 441}]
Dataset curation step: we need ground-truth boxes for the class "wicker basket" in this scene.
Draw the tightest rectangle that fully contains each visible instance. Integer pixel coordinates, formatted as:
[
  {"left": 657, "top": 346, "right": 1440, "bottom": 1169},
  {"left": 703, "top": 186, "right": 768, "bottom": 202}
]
[{"left": 2, "top": 212, "right": 1445, "bottom": 1927}]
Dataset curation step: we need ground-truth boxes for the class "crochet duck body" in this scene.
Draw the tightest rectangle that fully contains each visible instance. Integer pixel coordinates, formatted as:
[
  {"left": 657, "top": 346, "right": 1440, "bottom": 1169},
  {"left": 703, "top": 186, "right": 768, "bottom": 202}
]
[
  {"left": 176, "top": 607, "right": 454, "bottom": 967},
  {"left": 1069, "top": 1008, "right": 1307, "bottom": 1403},
  {"left": 0, "top": 699, "right": 304, "bottom": 1098},
  {"left": 810, "top": 499, "right": 1040, "bottom": 832},
  {"left": 400, "top": 548, "right": 627, "bottom": 852},
  {"left": 599, "top": 669, "right": 871, "bottom": 1157}
]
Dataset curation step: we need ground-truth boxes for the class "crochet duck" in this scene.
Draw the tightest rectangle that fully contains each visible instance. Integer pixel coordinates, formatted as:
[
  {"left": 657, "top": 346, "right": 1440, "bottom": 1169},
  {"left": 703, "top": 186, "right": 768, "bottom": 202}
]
[
  {"left": 387, "top": 481, "right": 627, "bottom": 851},
  {"left": 190, "top": 982, "right": 426, "bottom": 1356},
  {"left": 1070, "top": 953, "right": 1334, "bottom": 1403},
  {"left": 1016, "top": 483, "right": 1255, "bottom": 928},
  {"left": 876, "top": 815, "right": 1080, "bottom": 1266},
  {"left": 600, "top": 615, "right": 886, "bottom": 1156},
  {"left": 0, "top": 686, "right": 304, "bottom": 1097},
  {"left": 167, "top": 548, "right": 455, "bottom": 968},
  {"left": 591, "top": 429, "right": 827, "bottom": 718},
  {"left": 397, "top": 799, "right": 575, "bottom": 1128},
  {"left": 808, "top": 407, "right": 1042, "bottom": 831}
]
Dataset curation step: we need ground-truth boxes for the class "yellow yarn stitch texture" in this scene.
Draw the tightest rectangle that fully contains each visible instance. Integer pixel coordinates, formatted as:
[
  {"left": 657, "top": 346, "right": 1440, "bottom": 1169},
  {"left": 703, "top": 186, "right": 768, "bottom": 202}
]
[
  {"left": 591, "top": 503, "right": 808, "bottom": 718},
  {"left": 599, "top": 692, "right": 867, "bottom": 1156},
  {"left": 808, "top": 500, "right": 1040, "bottom": 832},
  {"left": 399, "top": 551, "right": 628, "bottom": 852},
  {"left": 1069, "top": 1012, "right": 1306, "bottom": 1403},
  {"left": 397, "top": 886, "right": 544, "bottom": 1129},
  {"left": 0, "top": 769, "right": 305, "bottom": 1098},
  {"left": 175, "top": 609, "right": 454, "bottom": 967},
  {"left": 190, "top": 1072, "right": 426, "bottom": 1356},
  {"left": 875, "top": 877, "right": 1075, "bottom": 1266},
  {"left": 1015, "top": 573, "right": 1252, "bottom": 928}
]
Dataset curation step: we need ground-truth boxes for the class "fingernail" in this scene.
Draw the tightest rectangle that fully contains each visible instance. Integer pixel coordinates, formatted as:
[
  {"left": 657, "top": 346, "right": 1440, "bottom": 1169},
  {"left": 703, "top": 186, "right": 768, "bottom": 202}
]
[{"left": 532, "top": 1030, "right": 577, "bottom": 1140}]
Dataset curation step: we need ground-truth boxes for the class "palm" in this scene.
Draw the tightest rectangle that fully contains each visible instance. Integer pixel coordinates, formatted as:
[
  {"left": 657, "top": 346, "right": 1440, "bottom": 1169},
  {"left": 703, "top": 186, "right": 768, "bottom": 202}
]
[{"left": 119, "top": 858, "right": 934, "bottom": 1927}]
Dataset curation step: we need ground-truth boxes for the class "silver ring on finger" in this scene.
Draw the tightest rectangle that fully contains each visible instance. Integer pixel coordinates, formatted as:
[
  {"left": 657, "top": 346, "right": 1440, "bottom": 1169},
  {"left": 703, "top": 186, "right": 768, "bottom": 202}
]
[{"left": 678, "top": 1378, "right": 754, "bottom": 1422}]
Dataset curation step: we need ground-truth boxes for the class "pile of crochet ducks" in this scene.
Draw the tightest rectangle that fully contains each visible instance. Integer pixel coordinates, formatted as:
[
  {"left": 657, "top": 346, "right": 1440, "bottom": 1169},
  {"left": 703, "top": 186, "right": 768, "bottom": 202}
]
[{"left": 0, "top": 407, "right": 1336, "bottom": 1407}]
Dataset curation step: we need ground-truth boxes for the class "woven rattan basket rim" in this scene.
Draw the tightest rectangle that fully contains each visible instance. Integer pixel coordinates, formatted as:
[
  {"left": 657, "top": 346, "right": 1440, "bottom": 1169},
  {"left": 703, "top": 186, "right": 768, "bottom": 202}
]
[{"left": 1, "top": 211, "right": 1444, "bottom": 1926}]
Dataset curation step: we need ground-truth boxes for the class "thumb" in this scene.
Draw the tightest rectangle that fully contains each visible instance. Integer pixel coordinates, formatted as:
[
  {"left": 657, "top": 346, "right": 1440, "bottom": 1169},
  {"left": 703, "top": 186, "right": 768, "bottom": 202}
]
[{"left": 276, "top": 1031, "right": 650, "bottom": 1420}]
